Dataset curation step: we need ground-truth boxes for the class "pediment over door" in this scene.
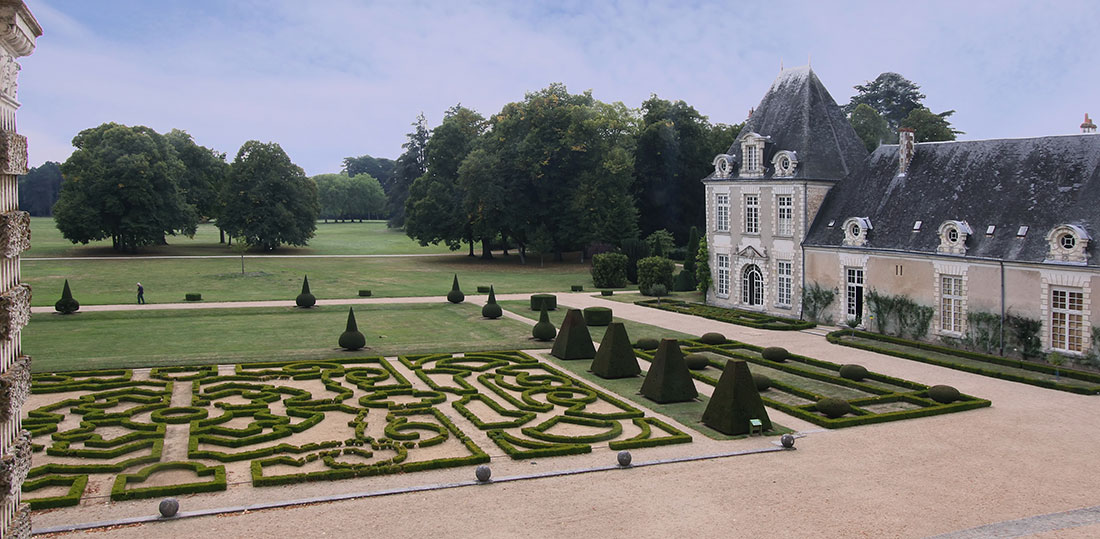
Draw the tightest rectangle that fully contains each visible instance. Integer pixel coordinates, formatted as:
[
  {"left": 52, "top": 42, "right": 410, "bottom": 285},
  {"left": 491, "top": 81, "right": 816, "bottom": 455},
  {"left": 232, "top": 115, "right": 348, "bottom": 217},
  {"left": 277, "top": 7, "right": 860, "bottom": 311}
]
[{"left": 737, "top": 245, "right": 767, "bottom": 259}]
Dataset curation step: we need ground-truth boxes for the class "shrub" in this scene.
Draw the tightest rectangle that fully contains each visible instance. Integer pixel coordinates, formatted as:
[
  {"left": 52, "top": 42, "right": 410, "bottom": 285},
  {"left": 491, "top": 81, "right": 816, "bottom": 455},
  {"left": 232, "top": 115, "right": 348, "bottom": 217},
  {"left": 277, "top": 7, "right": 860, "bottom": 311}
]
[
  {"left": 476, "top": 285, "right": 491, "bottom": 293},
  {"left": 185, "top": 293, "right": 202, "bottom": 301},
  {"left": 571, "top": 285, "right": 584, "bottom": 292},
  {"left": 583, "top": 307, "right": 613, "bottom": 326},
  {"left": 530, "top": 294, "right": 557, "bottom": 311},
  {"left": 635, "top": 337, "right": 659, "bottom": 350},
  {"left": 672, "top": 270, "right": 696, "bottom": 292},
  {"left": 296, "top": 275, "right": 316, "bottom": 308},
  {"left": 928, "top": 385, "right": 961, "bottom": 404},
  {"left": 338, "top": 307, "right": 366, "bottom": 351},
  {"left": 752, "top": 373, "right": 772, "bottom": 391},
  {"left": 649, "top": 284, "right": 668, "bottom": 303},
  {"left": 550, "top": 309, "right": 596, "bottom": 360},
  {"left": 637, "top": 256, "right": 675, "bottom": 296},
  {"left": 591, "top": 323, "right": 641, "bottom": 379},
  {"left": 532, "top": 305, "right": 556, "bottom": 341},
  {"left": 621, "top": 238, "right": 649, "bottom": 284},
  {"left": 645, "top": 229, "right": 675, "bottom": 258},
  {"left": 761, "top": 347, "right": 789, "bottom": 361},
  {"left": 702, "top": 359, "right": 772, "bottom": 435},
  {"left": 815, "top": 397, "right": 852, "bottom": 418},
  {"left": 838, "top": 364, "right": 869, "bottom": 381},
  {"left": 482, "top": 286, "right": 502, "bottom": 319},
  {"left": 54, "top": 279, "right": 80, "bottom": 314},
  {"left": 358, "top": 289, "right": 372, "bottom": 297},
  {"left": 601, "top": 290, "right": 614, "bottom": 296},
  {"left": 591, "top": 253, "right": 628, "bottom": 288},
  {"left": 667, "top": 247, "right": 688, "bottom": 261},
  {"left": 699, "top": 332, "right": 727, "bottom": 345},
  {"left": 684, "top": 353, "right": 710, "bottom": 370},
  {"left": 683, "top": 226, "right": 700, "bottom": 277},
  {"left": 640, "top": 338, "right": 698, "bottom": 403},
  {"left": 447, "top": 274, "right": 464, "bottom": 304}
]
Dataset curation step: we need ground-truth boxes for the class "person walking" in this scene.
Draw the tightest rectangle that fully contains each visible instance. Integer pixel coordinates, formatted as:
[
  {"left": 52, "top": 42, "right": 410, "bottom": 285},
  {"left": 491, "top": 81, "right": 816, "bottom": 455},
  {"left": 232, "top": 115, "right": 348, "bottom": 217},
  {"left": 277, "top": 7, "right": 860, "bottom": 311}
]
[{"left": 137, "top": 282, "right": 145, "bottom": 304}]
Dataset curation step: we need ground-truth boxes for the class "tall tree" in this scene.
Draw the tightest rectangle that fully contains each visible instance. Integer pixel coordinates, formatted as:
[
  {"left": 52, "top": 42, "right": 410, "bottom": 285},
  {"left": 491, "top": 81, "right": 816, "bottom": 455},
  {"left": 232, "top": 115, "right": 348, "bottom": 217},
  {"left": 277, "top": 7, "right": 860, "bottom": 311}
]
[
  {"left": 220, "top": 141, "right": 319, "bottom": 250},
  {"left": 312, "top": 173, "right": 351, "bottom": 222},
  {"left": 901, "top": 107, "right": 963, "bottom": 142},
  {"left": 386, "top": 113, "right": 430, "bottom": 228},
  {"left": 844, "top": 72, "right": 926, "bottom": 129},
  {"left": 848, "top": 103, "right": 892, "bottom": 152},
  {"left": 342, "top": 155, "right": 396, "bottom": 193},
  {"left": 404, "top": 105, "right": 486, "bottom": 255},
  {"left": 53, "top": 123, "right": 197, "bottom": 252},
  {"left": 18, "top": 161, "right": 63, "bottom": 216},
  {"left": 165, "top": 129, "right": 227, "bottom": 220},
  {"left": 345, "top": 173, "right": 386, "bottom": 220}
]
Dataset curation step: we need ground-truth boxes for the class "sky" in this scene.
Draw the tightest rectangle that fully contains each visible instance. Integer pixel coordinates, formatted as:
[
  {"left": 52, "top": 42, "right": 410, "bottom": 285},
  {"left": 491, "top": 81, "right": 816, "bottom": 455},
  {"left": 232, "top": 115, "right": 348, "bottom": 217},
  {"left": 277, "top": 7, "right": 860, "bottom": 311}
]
[{"left": 15, "top": 0, "right": 1100, "bottom": 176}]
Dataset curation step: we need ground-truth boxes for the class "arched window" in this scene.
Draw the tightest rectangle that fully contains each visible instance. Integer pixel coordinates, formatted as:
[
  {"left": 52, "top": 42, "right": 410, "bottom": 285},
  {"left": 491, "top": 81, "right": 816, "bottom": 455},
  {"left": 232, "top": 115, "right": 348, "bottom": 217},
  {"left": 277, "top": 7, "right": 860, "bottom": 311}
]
[{"left": 742, "top": 265, "right": 763, "bottom": 306}]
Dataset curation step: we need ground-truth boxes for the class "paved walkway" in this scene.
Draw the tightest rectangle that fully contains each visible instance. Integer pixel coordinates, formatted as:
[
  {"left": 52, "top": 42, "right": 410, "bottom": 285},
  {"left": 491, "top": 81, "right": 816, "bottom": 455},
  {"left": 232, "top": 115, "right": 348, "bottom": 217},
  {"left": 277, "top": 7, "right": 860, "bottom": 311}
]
[{"left": 32, "top": 292, "right": 1100, "bottom": 538}]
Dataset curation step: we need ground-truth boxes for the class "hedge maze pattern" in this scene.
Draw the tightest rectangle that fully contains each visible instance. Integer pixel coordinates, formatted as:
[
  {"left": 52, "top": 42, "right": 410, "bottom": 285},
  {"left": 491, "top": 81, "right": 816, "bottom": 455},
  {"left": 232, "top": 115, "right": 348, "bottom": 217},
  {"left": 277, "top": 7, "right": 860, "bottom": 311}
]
[{"left": 21, "top": 352, "right": 690, "bottom": 509}]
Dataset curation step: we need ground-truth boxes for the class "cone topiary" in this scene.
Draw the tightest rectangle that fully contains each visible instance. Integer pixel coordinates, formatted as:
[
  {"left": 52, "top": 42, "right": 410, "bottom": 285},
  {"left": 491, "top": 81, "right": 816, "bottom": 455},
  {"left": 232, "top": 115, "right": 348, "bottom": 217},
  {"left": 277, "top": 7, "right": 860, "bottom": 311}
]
[
  {"left": 447, "top": 274, "right": 465, "bottom": 304},
  {"left": 591, "top": 323, "right": 641, "bottom": 379},
  {"left": 640, "top": 338, "right": 698, "bottom": 403},
  {"left": 928, "top": 384, "right": 961, "bottom": 404},
  {"left": 532, "top": 304, "right": 556, "bottom": 341},
  {"left": 296, "top": 275, "right": 316, "bottom": 308},
  {"left": 338, "top": 307, "right": 366, "bottom": 350},
  {"left": 481, "top": 286, "right": 502, "bottom": 319},
  {"left": 684, "top": 353, "right": 710, "bottom": 370},
  {"left": 816, "top": 397, "right": 852, "bottom": 419},
  {"left": 699, "top": 332, "right": 726, "bottom": 345},
  {"left": 702, "top": 359, "right": 772, "bottom": 435},
  {"left": 635, "top": 337, "right": 659, "bottom": 351},
  {"left": 761, "top": 346, "right": 789, "bottom": 361},
  {"left": 54, "top": 279, "right": 80, "bottom": 314},
  {"left": 550, "top": 309, "right": 596, "bottom": 360},
  {"left": 838, "top": 364, "right": 868, "bottom": 381}
]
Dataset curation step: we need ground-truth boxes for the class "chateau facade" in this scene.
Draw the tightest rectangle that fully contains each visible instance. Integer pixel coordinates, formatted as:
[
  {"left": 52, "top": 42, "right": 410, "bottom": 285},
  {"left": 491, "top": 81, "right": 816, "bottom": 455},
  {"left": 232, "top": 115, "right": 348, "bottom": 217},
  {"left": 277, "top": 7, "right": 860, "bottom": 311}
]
[{"left": 703, "top": 66, "right": 1099, "bottom": 358}]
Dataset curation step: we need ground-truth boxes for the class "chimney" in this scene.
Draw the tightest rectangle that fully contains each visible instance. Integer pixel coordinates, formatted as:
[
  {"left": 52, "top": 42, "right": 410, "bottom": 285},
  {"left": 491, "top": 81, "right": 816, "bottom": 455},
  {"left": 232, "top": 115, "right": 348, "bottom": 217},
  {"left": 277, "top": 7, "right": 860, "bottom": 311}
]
[
  {"left": 898, "top": 128, "right": 915, "bottom": 176},
  {"left": 1082, "top": 113, "right": 1097, "bottom": 134}
]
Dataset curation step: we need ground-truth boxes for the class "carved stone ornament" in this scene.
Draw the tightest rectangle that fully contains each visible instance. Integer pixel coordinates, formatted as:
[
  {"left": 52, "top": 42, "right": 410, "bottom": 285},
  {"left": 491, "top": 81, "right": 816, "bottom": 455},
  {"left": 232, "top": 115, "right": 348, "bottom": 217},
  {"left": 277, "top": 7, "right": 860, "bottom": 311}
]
[
  {"left": 0, "top": 210, "right": 28, "bottom": 258},
  {"left": 712, "top": 154, "right": 734, "bottom": 179},
  {"left": 0, "top": 54, "right": 16, "bottom": 101},
  {"left": 842, "top": 217, "right": 872, "bottom": 247},
  {"left": 0, "top": 283, "right": 29, "bottom": 341},
  {"left": 0, "top": 131, "right": 26, "bottom": 175},
  {"left": 937, "top": 220, "right": 972, "bottom": 256},
  {"left": 772, "top": 150, "right": 798, "bottom": 177},
  {"left": 0, "top": 430, "right": 31, "bottom": 499},
  {"left": 1045, "top": 224, "right": 1090, "bottom": 265},
  {"left": 0, "top": 355, "right": 28, "bottom": 424}
]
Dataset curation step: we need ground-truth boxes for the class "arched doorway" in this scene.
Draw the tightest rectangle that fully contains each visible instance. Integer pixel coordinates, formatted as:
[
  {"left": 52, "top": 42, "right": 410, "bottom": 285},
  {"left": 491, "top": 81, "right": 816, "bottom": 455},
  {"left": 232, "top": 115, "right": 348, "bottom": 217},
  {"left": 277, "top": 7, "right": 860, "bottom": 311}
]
[{"left": 742, "top": 264, "right": 763, "bottom": 306}]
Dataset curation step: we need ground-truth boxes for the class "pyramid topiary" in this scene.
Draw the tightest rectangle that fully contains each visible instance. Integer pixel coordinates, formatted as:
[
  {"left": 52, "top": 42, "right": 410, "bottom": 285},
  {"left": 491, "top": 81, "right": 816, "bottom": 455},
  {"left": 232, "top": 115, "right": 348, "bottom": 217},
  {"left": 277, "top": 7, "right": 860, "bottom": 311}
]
[
  {"left": 447, "top": 274, "right": 465, "bottom": 304},
  {"left": 531, "top": 304, "right": 556, "bottom": 341},
  {"left": 640, "top": 339, "right": 698, "bottom": 403},
  {"left": 591, "top": 323, "right": 640, "bottom": 379},
  {"left": 338, "top": 307, "right": 366, "bottom": 350},
  {"left": 551, "top": 309, "right": 596, "bottom": 360},
  {"left": 54, "top": 279, "right": 80, "bottom": 314},
  {"left": 702, "top": 359, "right": 772, "bottom": 435},
  {"left": 481, "top": 285, "right": 502, "bottom": 319},
  {"left": 296, "top": 275, "right": 316, "bottom": 308}
]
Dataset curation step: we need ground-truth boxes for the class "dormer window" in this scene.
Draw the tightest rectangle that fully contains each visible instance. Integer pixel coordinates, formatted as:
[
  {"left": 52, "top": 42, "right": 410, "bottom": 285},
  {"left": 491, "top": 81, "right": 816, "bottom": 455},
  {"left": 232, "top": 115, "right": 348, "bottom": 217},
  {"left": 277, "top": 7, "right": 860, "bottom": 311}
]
[
  {"left": 712, "top": 154, "right": 734, "bottom": 179},
  {"left": 842, "top": 217, "right": 872, "bottom": 247},
  {"left": 1045, "top": 224, "right": 1090, "bottom": 264},
  {"left": 739, "top": 132, "right": 767, "bottom": 177},
  {"left": 937, "top": 220, "right": 972, "bottom": 255},
  {"left": 772, "top": 150, "right": 798, "bottom": 178}
]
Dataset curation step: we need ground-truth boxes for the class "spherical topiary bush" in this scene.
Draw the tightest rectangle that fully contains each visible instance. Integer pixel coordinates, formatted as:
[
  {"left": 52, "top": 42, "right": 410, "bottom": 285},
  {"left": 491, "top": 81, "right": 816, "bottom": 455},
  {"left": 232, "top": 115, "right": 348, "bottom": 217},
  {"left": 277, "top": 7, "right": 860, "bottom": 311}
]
[
  {"left": 684, "top": 353, "right": 710, "bottom": 370},
  {"left": 761, "top": 346, "right": 789, "bottom": 362},
  {"left": 838, "top": 364, "right": 869, "bottom": 381},
  {"left": 54, "top": 279, "right": 80, "bottom": 314},
  {"left": 583, "top": 306, "right": 613, "bottom": 326},
  {"left": 635, "top": 337, "right": 659, "bottom": 351},
  {"left": 752, "top": 373, "right": 772, "bottom": 391},
  {"left": 296, "top": 275, "right": 316, "bottom": 308},
  {"left": 815, "top": 397, "right": 852, "bottom": 419},
  {"left": 339, "top": 307, "right": 366, "bottom": 351},
  {"left": 447, "top": 274, "right": 465, "bottom": 304},
  {"left": 532, "top": 305, "right": 556, "bottom": 341},
  {"left": 928, "top": 384, "right": 961, "bottom": 404},
  {"left": 699, "top": 332, "right": 726, "bottom": 345},
  {"left": 482, "top": 286, "right": 502, "bottom": 319}
]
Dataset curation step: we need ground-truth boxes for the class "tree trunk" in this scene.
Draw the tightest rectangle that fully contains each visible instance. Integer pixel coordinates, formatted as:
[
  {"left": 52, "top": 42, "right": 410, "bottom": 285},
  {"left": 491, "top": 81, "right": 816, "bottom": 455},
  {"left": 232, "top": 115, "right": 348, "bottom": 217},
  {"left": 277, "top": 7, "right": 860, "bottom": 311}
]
[
  {"left": 501, "top": 232, "right": 509, "bottom": 256},
  {"left": 554, "top": 248, "right": 564, "bottom": 262},
  {"left": 518, "top": 245, "right": 526, "bottom": 265},
  {"left": 219, "top": 228, "right": 225, "bottom": 244},
  {"left": 481, "top": 240, "right": 493, "bottom": 260},
  {"left": 467, "top": 239, "right": 475, "bottom": 257}
]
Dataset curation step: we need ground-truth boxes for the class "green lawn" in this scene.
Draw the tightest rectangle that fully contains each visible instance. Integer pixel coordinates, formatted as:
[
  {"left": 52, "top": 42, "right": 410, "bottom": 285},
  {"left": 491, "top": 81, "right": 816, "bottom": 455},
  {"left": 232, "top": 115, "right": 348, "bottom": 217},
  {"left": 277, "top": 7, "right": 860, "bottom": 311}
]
[
  {"left": 25, "top": 254, "right": 597, "bottom": 306},
  {"left": 26, "top": 218, "right": 457, "bottom": 258},
  {"left": 24, "top": 303, "right": 551, "bottom": 372},
  {"left": 596, "top": 290, "right": 703, "bottom": 304},
  {"left": 498, "top": 300, "right": 696, "bottom": 342}
]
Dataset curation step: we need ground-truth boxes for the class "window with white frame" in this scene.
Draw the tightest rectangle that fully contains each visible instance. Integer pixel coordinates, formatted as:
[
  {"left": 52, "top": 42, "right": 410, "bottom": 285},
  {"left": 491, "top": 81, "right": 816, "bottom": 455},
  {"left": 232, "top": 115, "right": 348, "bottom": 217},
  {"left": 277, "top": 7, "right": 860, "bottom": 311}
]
[
  {"left": 716, "top": 254, "right": 730, "bottom": 297},
  {"left": 716, "top": 194, "right": 729, "bottom": 232},
  {"left": 744, "top": 195, "right": 759, "bottom": 234},
  {"left": 1051, "top": 288, "right": 1085, "bottom": 353},
  {"left": 940, "top": 275, "right": 964, "bottom": 334},
  {"left": 776, "top": 261, "right": 792, "bottom": 307},
  {"left": 776, "top": 195, "right": 793, "bottom": 236},
  {"left": 742, "top": 264, "right": 763, "bottom": 305},
  {"left": 846, "top": 267, "right": 864, "bottom": 320},
  {"left": 745, "top": 146, "right": 759, "bottom": 173}
]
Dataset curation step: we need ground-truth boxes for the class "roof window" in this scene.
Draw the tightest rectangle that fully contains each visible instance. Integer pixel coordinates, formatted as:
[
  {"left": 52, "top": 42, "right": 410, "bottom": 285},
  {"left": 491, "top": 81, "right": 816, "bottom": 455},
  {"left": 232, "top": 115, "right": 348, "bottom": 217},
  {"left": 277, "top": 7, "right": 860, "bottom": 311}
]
[
  {"left": 912, "top": 220, "right": 922, "bottom": 231},
  {"left": 986, "top": 225, "right": 996, "bottom": 236},
  {"left": 1017, "top": 226, "right": 1029, "bottom": 237}
]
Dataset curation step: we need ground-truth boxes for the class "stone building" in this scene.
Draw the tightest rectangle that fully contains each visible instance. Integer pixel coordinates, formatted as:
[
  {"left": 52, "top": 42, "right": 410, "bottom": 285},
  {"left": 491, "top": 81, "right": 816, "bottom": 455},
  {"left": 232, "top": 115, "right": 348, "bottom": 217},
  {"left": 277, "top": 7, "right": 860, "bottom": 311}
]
[
  {"left": 0, "top": 2, "right": 39, "bottom": 538},
  {"left": 703, "top": 66, "right": 1099, "bottom": 358}
]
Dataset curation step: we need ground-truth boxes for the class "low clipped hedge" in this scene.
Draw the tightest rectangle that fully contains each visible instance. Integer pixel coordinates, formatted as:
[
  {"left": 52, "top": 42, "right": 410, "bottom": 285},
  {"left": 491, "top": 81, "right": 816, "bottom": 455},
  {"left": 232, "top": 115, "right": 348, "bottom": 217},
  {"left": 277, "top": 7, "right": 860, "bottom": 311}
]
[
  {"left": 600, "top": 290, "right": 614, "bottom": 296},
  {"left": 22, "top": 474, "right": 88, "bottom": 509},
  {"left": 358, "top": 289, "right": 372, "bottom": 297},
  {"left": 111, "top": 461, "right": 227, "bottom": 501},
  {"left": 185, "top": 293, "right": 202, "bottom": 301},
  {"left": 477, "top": 286, "right": 491, "bottom": 293},
  {"left": 530, "top": 294, "right": 557, "bottom": 311},
  {"left": 636, "top": 300, "right": 816, "bottom": 331},
  {"left": 583, "top": 307, "right": 613, "bottom": 326},
  {"left": 571, "top": 285, "right": 584, "bottom": 292},
  {"left": 828, "top": 330, "right": 1100, "bottom": 395}
]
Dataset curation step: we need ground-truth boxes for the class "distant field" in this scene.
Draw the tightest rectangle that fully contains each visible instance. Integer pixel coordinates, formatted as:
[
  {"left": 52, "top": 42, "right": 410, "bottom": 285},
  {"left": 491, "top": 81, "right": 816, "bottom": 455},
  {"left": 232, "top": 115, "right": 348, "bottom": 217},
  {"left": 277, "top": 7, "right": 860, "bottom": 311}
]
[{"left": 25, "top": 218, "right": 457, "bottom": 257}]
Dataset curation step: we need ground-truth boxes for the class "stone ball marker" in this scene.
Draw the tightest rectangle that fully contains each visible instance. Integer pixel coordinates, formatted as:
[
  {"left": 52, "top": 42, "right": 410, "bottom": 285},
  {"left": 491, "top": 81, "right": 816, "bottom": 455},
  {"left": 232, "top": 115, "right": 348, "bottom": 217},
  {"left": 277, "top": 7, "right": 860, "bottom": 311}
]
[
  {"left": 475, "top": 464, "right": 492, "bottom": 482},
  {"left": 159, "top": 497, "right": 179, "bottom": 518},
  {"left": 617, "top": 450, "right": 632, "bottom": 467},
  {"left": 781, "top": 434, "right": 796, "bottom": 449}
]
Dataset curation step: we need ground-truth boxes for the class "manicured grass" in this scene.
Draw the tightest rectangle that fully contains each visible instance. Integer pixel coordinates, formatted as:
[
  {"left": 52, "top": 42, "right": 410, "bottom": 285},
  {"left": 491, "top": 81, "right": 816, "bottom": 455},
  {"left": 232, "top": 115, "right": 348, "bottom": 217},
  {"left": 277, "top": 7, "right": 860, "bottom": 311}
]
[
  {"left": 25, "top": 255, "right": 597, "bottom": 306},
  {"left": 596, "top": 290, "right": 703, "bottom": 304},
  {"left": 26, "top": 218, "right": 456, "bottom": 258},
  {"left": 23, "top": 303, "right": 551, "bottom": 372},
  {"left": 636, "top": 299, "right": 816, "bottom": 331},
  {"left": 498, "top": 300, "right": 696, "bottom": 342}
]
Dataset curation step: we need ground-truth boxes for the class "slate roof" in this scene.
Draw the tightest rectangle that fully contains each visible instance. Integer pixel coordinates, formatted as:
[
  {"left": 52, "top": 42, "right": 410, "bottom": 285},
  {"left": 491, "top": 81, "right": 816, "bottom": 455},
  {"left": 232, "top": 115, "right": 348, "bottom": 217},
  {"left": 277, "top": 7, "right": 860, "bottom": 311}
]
[
  {"left": 703, "top": 66, "right": 868, "bottom": 182},
  {"left": 804, "top": 134, "right": 1100, "bottom": 267}
]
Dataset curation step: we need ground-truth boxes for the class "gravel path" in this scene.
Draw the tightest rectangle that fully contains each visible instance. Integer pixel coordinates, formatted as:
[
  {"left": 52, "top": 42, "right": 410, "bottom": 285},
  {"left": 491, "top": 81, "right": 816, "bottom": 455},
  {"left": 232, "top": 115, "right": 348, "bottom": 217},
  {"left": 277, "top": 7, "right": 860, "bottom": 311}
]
[{"left": 35, "top": 293, "right": 1100, "bottom": 538}]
